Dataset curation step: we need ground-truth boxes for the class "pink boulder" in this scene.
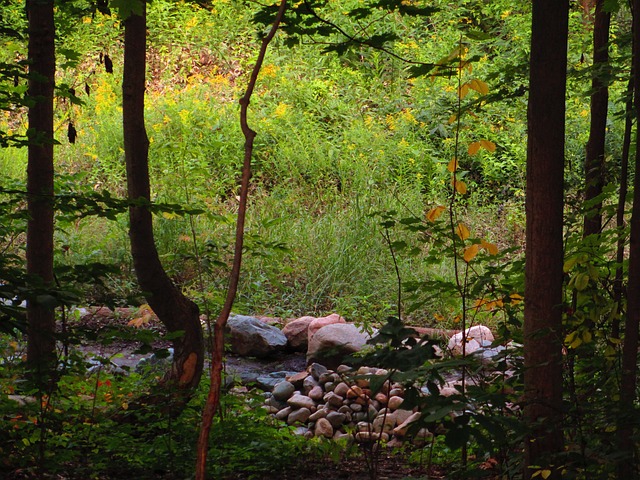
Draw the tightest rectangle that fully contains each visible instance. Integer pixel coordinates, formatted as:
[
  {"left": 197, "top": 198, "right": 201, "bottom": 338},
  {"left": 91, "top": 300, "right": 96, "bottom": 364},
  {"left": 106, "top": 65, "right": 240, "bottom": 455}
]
[
  {"left": 282, "top": 316, "right": 315, "bottom": 351},
  {"left": 308, "top": 313, "right": 346, "bottom": 342}
]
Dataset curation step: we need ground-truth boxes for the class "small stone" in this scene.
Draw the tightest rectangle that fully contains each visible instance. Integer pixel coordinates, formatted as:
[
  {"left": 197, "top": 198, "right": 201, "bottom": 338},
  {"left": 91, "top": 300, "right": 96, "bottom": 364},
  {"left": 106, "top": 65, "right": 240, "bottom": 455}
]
[
  {"left": 387, "top": 437, "right": 404, "bottom": 448},
  {"left": 293, "top": 426, "right": 310, "bottom": 436},
  {"left": 334, "top": 382, "right": 350, "bottom": 397},
  {"left": 389, "top": 387, "right": 404, "bottom": 397},
  {"left": 350, "top": 403, "right": 363, "bottom": 412},
  {"left": 374, "top": 393, "right": 388, "bottom": 405},
  {"left": 388, "top": 396, "right": 404, "bottom": 410},
  {"left": 440, "top": 386, "right": 459, "bottom": 397},
  {"left": 286, "top": 371, "right": 309, "bottom": 387},
  {"left": 314, "top": 417, "right": 334, "bottom": 438},
  {"left": 265, "top": 396, "right": 288, "bottom": 410},
  {"left": 308, "top": 385, "right": 324, "bottom": 401},
  {"left": 355, "top": 431, "right": 388, "bottom": 442},
  {"left": 309, "top": 408, "right": 328, "bottom": 421},
  {"left": 288, "top": 394, "right": 316, "bottom": 410},
  {"left": 337, "top": 364, "right": 351, "bottom": 373},
  {"left": 309, "top": 362, "right": 328, "bottom": 380},
  {"left": 323, "top": 391, "right": 344, "bottom": 407},
  {"left": 394, "top": 409, "right": 413, "bottom": 425},
  {"left": 288, "top": 407, "right": 311, "bottom": 425},
  {"left": 326, "top": 411, "right": 347, "bottom": 428},
  {"left": 303, "top": 376, "right": 319, "bottom": 394},
  {"left": 346, "top": 385, "right": 364, "bottom": 399},
  {"left": 324, "top": 381, "right": 336, "bottom": 392},
  {"left": 393, "top": 411, "right": 421, "bottom": 437},
  {"left": 357, "top": 421, "right": 372, "bottom": 432},
  {"left": 275, "top": 406, "right": 293, "bottom": 421},
  {"left": 263, "top": 406, "right": 279, "bottom": 414},
  {"left": 272, "top": 381, "right": 296, "bottom": 401},
  {"left": 333, "top": 431, "right": 351, "bottom": 441}
]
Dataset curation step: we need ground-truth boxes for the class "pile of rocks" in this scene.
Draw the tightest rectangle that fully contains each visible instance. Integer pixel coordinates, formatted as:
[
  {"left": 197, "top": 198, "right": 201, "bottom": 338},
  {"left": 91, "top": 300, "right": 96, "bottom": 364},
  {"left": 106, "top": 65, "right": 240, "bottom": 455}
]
[{"left": 263, "top": 363, "right": 440, "bottom": 446}]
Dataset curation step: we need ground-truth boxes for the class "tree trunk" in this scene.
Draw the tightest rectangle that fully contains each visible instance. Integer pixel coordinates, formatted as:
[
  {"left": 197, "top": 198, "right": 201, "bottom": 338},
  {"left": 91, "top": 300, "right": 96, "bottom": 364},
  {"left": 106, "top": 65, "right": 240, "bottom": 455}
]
[
  {"left": 123, "top": 2, "right": 204, "bottom": 395},
  {"left": 583, "top": 0, "right": 610, "bottom": 237},
  {"left": 523, "top": 1, "right": 569, "bottom": 479},
  {"left": 26, "top": 0, "right": 56, "bottom": 378},
  {"left": 616, "top": 0, "right": 640, "bottom": 475}
]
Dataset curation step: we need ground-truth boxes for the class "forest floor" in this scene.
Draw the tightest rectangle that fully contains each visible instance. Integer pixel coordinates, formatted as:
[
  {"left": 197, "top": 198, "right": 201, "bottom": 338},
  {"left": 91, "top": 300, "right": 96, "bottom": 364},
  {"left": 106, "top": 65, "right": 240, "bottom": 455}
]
[{"left": 61, "top": 310, "right": 457, "bottom": 480}]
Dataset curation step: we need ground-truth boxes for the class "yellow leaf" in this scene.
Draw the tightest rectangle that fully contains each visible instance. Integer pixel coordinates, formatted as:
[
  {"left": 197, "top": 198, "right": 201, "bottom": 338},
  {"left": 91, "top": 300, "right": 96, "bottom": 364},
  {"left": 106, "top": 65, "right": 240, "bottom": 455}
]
[
  {"left": 469, "top": 78, "right": 489, "bottom": 95},
  {"left": 570, "top": 336, "right": 583, "bottom": 349},
  {"left": 454, "top": 179, "right": 467, "bottom": 194},
  {"left": 458, "top": 83, "right": 470, "bottom": 100},
  {"left": 447, "top": 157, "right": 459, "bottom": 172},
  {"left": 541, "top": 470, "right": 552, "bottom": 480},
  {"left": 510, "top": 293, "right": 523, "bottom": 305},
  {"left": 448, "top": 114, "right": 457, "bottom": 124},
  {"left": 582, "top": 330, "right": 593, "bottom": 343},
  {"left": 162, "top": 211, "right": 179, "bottom": 220},
  {"left": 463, "top": 244, "right": 480, "bottom": 262},
  {"left": 455, "top": 223, "right": 470, "bottom": 241},
  {"left": 426, "top": 205, "right": 446, "bottom": 222},
  {"left": 468, "top": 141, "right": 482, "bottom": 155},
  {"left": 433, "top": 313, "right": 445, "bottom": 322},
  {"left": 480, "top": 139, "right": 496, "bottom": 152},
  {"left": 481, "top": 239, "right": 499, "bottom": 255}
]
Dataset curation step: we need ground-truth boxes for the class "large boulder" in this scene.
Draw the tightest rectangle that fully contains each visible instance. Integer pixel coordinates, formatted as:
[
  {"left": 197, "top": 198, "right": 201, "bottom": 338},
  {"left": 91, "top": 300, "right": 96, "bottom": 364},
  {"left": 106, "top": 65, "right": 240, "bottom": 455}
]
[
  {"left": 282, "top": 316, "right": 315, "bottom": 351},
  {"left": 307, "top": 323, "right": 372, "bottom": 369},
  {"left": 227, "top": 315, "right": 288, "bottom": 357},
  {"left": 447, "top": 325, "right": 494, "bottom": 356},
  {"left": 307, "top": 313, "right": 346, "bottom": 342}
]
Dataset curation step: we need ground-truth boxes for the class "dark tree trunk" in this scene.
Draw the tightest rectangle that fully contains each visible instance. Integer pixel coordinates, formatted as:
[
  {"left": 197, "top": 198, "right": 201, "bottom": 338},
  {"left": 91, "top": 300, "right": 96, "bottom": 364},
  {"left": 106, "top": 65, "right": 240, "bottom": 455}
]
[
  {"left": 523, "top": 0, "right": 569, "bottom": 478},
  {"left": 26, "top": 0, "right": 56, "bottom": 377},
  {"left": 122, "top": 3, "right": 204, "bottom": 394},
  {"left": 583, "top": 0, "right": 610, "bottom": 237},
  {"left": 617, "top": 0, "right": 640, "bottom": 475}
]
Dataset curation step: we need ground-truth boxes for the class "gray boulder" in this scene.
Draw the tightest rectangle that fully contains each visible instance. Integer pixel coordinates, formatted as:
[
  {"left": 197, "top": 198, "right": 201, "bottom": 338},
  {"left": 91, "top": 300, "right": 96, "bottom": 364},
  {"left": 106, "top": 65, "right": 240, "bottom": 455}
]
[
  {"left": 227, "top": 315, "right": 288, "bottom": 357},
  {"left": 307, "top": 323, "right": 373, "bottom": 369}
]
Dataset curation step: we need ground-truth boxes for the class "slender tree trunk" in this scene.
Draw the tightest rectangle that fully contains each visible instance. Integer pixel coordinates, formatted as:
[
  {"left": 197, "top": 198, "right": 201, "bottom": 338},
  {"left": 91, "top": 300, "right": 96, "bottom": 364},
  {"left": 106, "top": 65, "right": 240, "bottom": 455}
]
[
  {"left": 617, "top": 1, "right": 640, "bottom": 475},
  {"left": 612, "top": 74, "right": 633, "bottom": 341},
  {"left": 195, "top": 2, "right": 287, "bottom": 477},
  {"left": 523, "top": 1, "right": 569, "bottom": 479},
  {"left": 26, "top": 0, "right": 56, "bottom": 378},
  {"left": 123, "top": 2, "right": 204, "bottom": 395},
  {"left": 583, "top": 0, "right": 610, "bottom": 237}
]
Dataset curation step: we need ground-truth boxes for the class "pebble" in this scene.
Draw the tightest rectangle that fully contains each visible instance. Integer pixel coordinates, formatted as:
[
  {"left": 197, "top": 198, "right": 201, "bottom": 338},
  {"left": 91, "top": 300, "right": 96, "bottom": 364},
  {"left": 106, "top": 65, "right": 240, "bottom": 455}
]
[
  {"left": 314, "top": 417, "right": 334, "bottom": 438},
  {"left": 288, "top": 407, "right": 311, "bottom": 425}
]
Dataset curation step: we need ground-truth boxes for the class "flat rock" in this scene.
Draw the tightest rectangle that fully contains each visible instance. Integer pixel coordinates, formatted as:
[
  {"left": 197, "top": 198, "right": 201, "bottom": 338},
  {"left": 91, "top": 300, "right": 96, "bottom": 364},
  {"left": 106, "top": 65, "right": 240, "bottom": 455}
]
[{"left": 227, "top": 315, "right": 288, "bottom": 357}]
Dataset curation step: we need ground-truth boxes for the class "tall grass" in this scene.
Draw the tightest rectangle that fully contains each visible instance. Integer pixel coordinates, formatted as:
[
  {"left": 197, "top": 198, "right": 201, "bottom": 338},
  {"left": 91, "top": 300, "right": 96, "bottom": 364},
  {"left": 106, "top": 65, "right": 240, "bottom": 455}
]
[{"left": 0, "top": 0, "right": 603, "bottom": 328}]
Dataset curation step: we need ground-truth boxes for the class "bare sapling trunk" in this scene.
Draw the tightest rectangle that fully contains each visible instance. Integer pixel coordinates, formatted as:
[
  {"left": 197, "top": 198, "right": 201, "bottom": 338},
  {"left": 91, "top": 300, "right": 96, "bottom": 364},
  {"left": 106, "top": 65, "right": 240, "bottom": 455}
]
[{"left": 195, "top": 1, "right": 287, "bottom": 477}]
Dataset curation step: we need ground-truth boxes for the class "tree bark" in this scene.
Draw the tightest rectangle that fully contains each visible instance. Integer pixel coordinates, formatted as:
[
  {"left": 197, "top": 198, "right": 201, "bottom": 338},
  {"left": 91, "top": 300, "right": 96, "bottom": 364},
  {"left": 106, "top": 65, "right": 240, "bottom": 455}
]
[
  {"left": 523, "top": 1, "right": 569, "bottom": 479},
  {"left": 616, "top": 0, "right": 640, "bottom": 475},
  {"left": 583, "top": 0, "right": 610, "bottom": 237},
  {"left": 123, "top": 2, "right": 204, "bottom": 395},
  {"left": 26, "top": 0, "right": 56, "bottom": 377}
]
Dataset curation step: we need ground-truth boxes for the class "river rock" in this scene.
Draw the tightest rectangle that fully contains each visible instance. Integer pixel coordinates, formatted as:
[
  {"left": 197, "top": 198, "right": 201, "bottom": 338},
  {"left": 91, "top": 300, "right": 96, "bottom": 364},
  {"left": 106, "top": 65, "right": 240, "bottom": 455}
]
[
  {"left": 272, "top": 381, "right": 295, "bottom": 401},
  {"left": 314, "top": 417, "right": 334, "bottom": 438},
  {"left": 283, "top": 316, "right": 315, "bottom": 350},
  {"left": 227, "top": 315, "right": 287, "bottom": 357},
  {"left": 447, "top": 325, "right": 494, "bottom": 356},
  {"left": 288, "top": 393, "right": 316, "bottom": 410},
  {"left": 288, "top": 407, "right": 312, "bottom": 425},
  {"left": 307, "top": 323, "right": 372, "bottom": 369},
  {"left": 307, "top": 313, "right": 346, "bottom": 341}
]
